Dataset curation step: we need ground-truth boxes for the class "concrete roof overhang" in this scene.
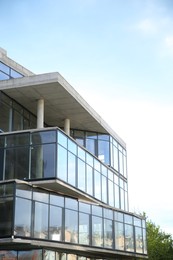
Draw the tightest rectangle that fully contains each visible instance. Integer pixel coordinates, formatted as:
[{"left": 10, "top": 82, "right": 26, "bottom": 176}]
[{"left": 0, "top": 72, "right": 125, "bottom": 147}]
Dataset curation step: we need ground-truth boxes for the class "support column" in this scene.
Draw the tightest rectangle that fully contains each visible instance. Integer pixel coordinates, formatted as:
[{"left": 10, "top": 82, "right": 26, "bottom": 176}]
[
  {"left": 37, "top": 99, "right": 44, "bottom": 128},
  {"left": 64, "top": 118, "right": 70, "bottom": 136}
]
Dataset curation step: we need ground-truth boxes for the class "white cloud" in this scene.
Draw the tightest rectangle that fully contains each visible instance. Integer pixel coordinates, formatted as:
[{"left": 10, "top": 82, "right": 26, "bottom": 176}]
[
  {"left": 136, "top": 18, "right": 157, "bottom": 34},
  {"left": 165, "top": 35, "right": 173, "bottom": 53}
]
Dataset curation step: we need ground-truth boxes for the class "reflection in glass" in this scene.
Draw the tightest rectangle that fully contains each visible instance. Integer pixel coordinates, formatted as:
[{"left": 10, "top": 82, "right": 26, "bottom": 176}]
[
  {"left": 104, "top": 219, "right": 113, "bottom": 248},
  {"left": 68, "top": 139, "right": 77, "bottom": 155},
  {"left": 65, "top": 209, "right": 78, "bottom": 243},
  {"left": 0, "top": 250, "right": 17, "bottom": 259},
  {"left": 98, "top": 140, "right": 109, "bottom": 164},
  {"left": 68, "top": 152, "right": 76, "bottom": 186},
  {"left": 78, "top": 159, "right": 85, "bottom": 191},
  {"left": 31, "top": 144, "right": 56, "bottom": 179},
  {"left": 18, "top": 250, "right": 42, "bottom": 260},
  {"left": 79, "top": 213, "right": 89, "bottom": 245},
  {"left": 57, "top": 145, "right": 67, "bottom": 181},
  {"left": 32, "top": 131, "right": 56, "bottom": 144},
  {"left": 125, "top": 224, "right": 134, "bottom": 252},
  {"left": 114, "top": 184, "right": 120, "bottom": 208},
  {"left": 34, "top": 202, "right": 48, "bottom": 239},
  {"left": 5, "top": 147, "right": 29, "bottom": 180},
  {"left": 15, "top": 197, "right": 31, "bottom": 237},
  {"left": 58, "top": 131, "right": 67, "bottom": 148},
  {"left": 86, "top": 165, "right": 93, "bottom": 196},
  {"left": 16, "top": 184, "right": 32, "bottom": 199},
  {"left": 108, "top": 180, "right": 114, "bottom": 207},
  {"left": 102, "top": 175, "right": 107, "bottom": 204},
  {"left": 49, "top": 206, "right": 62, "bottom": 241},
  {"left": 92, "top": 216, "right": 103, "bottom": 247},
  {"left": 94, "top": 170, "right": 101, "bottom": 200},
  {"left": 135, "top": 227, "right": 143, "bottom": 253},
  {"left": 0, "top": 197, "right": 13, "bottom": 237},
  {"left": 115, "top": 221, "right": 124, "bottom": 250}
]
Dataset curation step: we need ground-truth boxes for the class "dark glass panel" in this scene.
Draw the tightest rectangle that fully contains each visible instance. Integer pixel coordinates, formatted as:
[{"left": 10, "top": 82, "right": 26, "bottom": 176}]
[
  {"left": 16, "top": 184, "right": 32, "bottom": 199},
  {"left": 6, "top": 133, "right": 29, "bottom": 147},
  {"left": 92, "top": 216, "right": 103, "bottom": 247},
  {"left": 79, "top": 213, "right": 89, "bottom": 245},
  {"left": 104, "top": 219, "right": 113, "bottom": 248},
  {"left": 13, "top": 110, "right": 23, "bottom": 131},
  {"left": 14, "top": 197, "right": 31, "bottom": 237},
  {"left": 57, "top": 145, "right": 67, "bottom": 181},
  {"left": 0, "top": 251, "right": 17, "bottom": 259},
  {"left": 31, "top": 144, "right": 56, "bottom": 179},
  {"left": 73, "top": 130, "right": 85, "bottom": 138},
  {"left": 68, "top": 151, "right": 76, "bottom": 186},
  {"left": 10, "top": 68, "right": 23, "bottom": 78},
  {"left": 86, "top": 164, "right": 93, "bottom": 196},
  {"left": 125, "top": 224, "right": 134, "bottom": 252},
  {"left": 5, "top": 147, "right": 29, "bottom": 180},
  {"left": 98, "top": 140, "right": 110, "bottom": 164},
  {"left": 0, "top": 102, "right": 10, "bottom": 132},
  {"left": 18, "top": 250, "right": 42, "bottom": 259},
  {"left": 50, "top": 194, "right": 64, "bottom": 207},
  {"left": 34, "top": 202, "right": 48, "bottom": 239},
  {"left": 86, "top": 132, "right": 97, "bottom": 139},
  {"left": 65, "top": 209, "right": 78, "bottom": 243},
  {"left": 32, "top": 131, "right": 56, "bottom": 144},
  {"left": 0, "top": 197, "right": 13, "bottom": 237},
  {"left": 0, "top": 148, "right": 4, "bottom": 180},
  {"left": 49, "top": 206, "right": 62, "bottom": 241},
  {"left": 115, "top": 221, "right": 124, "bottom": 250},
  {"left": 65, "top": 197, "right": 78, "bottom": 210},
  {"left": 78, "top": 159, "right": 85, "bottom": 191}
]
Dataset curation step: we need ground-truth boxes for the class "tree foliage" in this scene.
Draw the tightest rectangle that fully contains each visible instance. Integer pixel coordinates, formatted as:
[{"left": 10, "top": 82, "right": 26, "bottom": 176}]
[{"left": 147, "top": 219, "right": 173, "bottom": 259}]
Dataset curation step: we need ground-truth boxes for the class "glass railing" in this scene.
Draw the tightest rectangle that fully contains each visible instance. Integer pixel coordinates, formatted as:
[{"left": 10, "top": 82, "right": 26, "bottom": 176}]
[
  {"left": 0, "top": 181, "right": 147, "bottom": 256},
  {"left": 0, "top": 127, "right": 128, "bottom": 210}
]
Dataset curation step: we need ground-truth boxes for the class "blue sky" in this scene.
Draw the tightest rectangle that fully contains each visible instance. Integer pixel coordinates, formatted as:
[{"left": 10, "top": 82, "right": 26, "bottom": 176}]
[{"left": 1, "top": 0, "right": 173, "bottom": 234}]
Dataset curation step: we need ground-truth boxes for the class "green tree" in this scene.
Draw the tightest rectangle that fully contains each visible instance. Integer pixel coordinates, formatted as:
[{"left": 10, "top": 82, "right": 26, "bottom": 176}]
[{"left": 147, "top": 219, "right": 173, "bottom": 260}]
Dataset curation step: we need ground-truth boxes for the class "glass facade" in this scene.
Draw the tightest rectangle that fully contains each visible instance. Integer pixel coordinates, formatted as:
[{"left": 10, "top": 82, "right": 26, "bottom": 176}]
[
  {"left": 0, "top": 53, "right": 147, "bottom": 259},
  {"left": 0, "top": 91, "right": 37, "bottom": 132},
  {"left": 0, "top": 61, "right": 23, "bottom": 80},
  {"left": 0, "top": 181, "right": 147, "bottom": 256},
  {"left": 0, "top": 128, "right": 128, "bottom": 210}
]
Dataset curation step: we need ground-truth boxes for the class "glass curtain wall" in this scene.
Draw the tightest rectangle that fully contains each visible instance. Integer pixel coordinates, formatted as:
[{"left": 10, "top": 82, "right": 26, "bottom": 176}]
[
  {"left": 0, "top": 129, "right": 128, "bottom": 210},
  {"left": 0, "top": 182, "right": 147, "bottom": 255}
]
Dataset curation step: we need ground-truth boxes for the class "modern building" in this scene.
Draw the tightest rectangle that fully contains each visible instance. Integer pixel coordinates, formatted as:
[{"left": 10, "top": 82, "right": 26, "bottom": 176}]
[{"left": 0, "top": 47, "right": 148, "bottom": 260}]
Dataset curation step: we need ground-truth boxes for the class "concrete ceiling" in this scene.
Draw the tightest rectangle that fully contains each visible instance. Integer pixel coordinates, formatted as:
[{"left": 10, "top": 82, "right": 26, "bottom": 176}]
[{"left": 0, "top": 72, "right": 125, "bottom": 147}]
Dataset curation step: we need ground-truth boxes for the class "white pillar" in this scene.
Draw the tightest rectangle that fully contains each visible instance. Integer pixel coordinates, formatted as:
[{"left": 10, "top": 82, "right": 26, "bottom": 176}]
[
  {"left": 64, "top": 118, "right": 70, "bottom": 136},
  {"left": 37, "top": 99, "right": 44, "bottom": 128}
]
